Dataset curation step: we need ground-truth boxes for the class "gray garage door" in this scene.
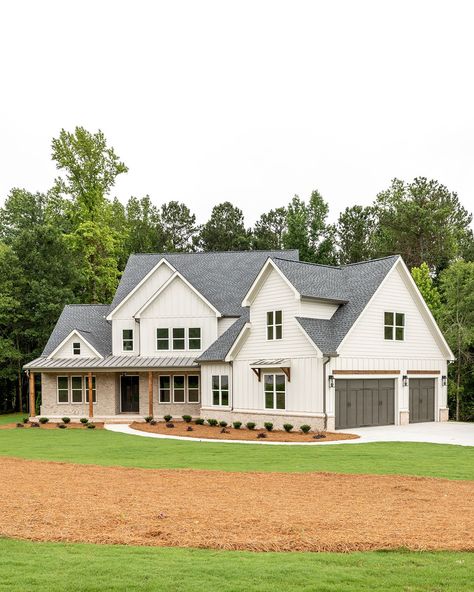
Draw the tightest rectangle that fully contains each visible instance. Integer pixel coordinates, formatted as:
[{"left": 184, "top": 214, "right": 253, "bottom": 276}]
[
  {"left": 409, "top": 378, "right": 435, "bottom": 423},
  {"left": 335, "top": 379, "right": 395, "bottom": 429}
]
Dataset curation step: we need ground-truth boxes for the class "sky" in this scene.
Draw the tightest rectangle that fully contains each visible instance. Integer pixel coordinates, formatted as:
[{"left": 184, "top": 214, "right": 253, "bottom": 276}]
[{"left": 0, "top": 0, "right": 472, "bottom": 225}]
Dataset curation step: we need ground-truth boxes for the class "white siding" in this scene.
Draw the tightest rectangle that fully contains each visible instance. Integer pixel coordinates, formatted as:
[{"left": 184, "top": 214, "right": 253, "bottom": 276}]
[
  {"left": 299, "top": 299, "right": 339, "bottom": 319},
  {"left": 218, "top": 317, "right": 238, "bottom": 337},
  {"left": 139, "top": 276, "right": 218, "bottom": 357},
  {"left": 51, "top": 334, "right": 99, "bottom": 359},
  {"left": 112, "top": 320, "right": 139, "bottom": 356}
]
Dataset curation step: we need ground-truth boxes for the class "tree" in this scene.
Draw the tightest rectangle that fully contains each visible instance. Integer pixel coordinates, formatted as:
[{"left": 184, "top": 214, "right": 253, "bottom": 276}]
[
  {"left": 124, "top": 196, "right": 163, "bottom": 255},
  {"left": 438, "top": 261, "right": 474, "bottom": 421},
  {"left": 336, "top": 205, "right": 376, "bottom": 264},
  {"left": 252, "top": 207, "right": 287, "bottom": 250},
  {"left": 199, "top": 202, "right": 251, "bottom": 251},
  {"left": 161, "top": 201, "right": 198, "bottom": 252},
  {"left": 373, "top": 177, "right": 472, "bottom": 273},
  {"left": 411, "top": 262, "right": 442, "bottom": 320}
]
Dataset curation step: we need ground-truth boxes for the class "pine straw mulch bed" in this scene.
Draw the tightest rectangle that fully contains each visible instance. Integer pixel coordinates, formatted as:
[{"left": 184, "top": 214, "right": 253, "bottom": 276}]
[
  {"left": 0, "top": 422, "right": 104, "bottom": 430},
  {"left": 1, "top": 457, "right": 473, "bottom": 552},
  {"left": 131, "top": 421, "right": 359, "bottom": 442}
]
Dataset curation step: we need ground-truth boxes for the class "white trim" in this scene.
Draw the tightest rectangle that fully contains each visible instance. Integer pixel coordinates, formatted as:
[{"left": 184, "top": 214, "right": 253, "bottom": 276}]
[
  {"left": 72, "top": 341, "right": 81, "bottom": 356},
  {"left": 70, "top": 375, "right": 84, "bottom": 404},
  {"left": 262, "top": 372, "right": 286, "bottom": 411},
  {"left": 383, "top": 311, "right": 405, "bottom": 341},
  {"left": 187, "top": 374, "right": 201, "bottom": 404},
  {"left": 56, "top": 375, "right": 70, "bottom": 404},
  {"left": 266, "top": 309, "right": 283, "bottom": 341},
  {"left": 158, "top": 374, "right": 172, "bottom": 404},
  {"left": 134, "top": 271, "right": 221, "bottom": 319},
  {"left": 225, "top": 323, "right": 251, "bottom": 362},
  {"left": 211, "top": 374, "right": 230, "bottom": 406},
  {"left": 155, "top": 327, "right": 202, "bottom": 353},
  {"left": 172, "top": 375, "right": 186, "bottom": 404},
  {"left": 47, "top": 329, "right": 103, "bottom": 359},
  {"left": 121, "top": 328, "right": 134, "bottom": 353},
  {"left": 242, "top": 258, "right": 300, "bottom": 306},
  {"left": 106, "top": 258, "right": 177, "bottom": 320}
]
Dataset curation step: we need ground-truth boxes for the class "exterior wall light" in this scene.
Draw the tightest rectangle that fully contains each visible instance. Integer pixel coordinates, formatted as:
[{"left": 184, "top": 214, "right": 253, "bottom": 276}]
[
  {"left": 442, "top": 375, "right": 447, "bottom": 387},
  {"left": 328, "top": 375, "right": 335, "bottom": 388},
  {"left": 402, "top": 375, "right": 408, "bottom": 387}
]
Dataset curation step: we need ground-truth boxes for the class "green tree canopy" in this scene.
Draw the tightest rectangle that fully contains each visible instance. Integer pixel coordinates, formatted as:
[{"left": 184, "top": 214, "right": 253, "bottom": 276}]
[
  {"left": 161, "top": 201, "right": 198, "bottom": 252},
  {"left": 199, "top": 202, "right": 251, "bottom": 251},
  {"left": 411, "top": 262, "right": 442, "bottom": 319},
  {"left": 336, "top": 205, "right": 376, "bottom": 264},
  {"left": 252, "top": 207, "right": 287, "bottom": 250}
]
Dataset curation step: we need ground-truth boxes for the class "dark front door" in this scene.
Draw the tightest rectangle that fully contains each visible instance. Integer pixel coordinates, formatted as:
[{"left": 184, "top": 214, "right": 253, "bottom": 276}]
[
  {"left": 121, "top": 375, "right": 139, "bottom": 413},
  {"left": 409, "top": 378, "right": 435, "bottom": 423},
  {"left": 335, "top": 379, "right": 395, "bottom": 429}
]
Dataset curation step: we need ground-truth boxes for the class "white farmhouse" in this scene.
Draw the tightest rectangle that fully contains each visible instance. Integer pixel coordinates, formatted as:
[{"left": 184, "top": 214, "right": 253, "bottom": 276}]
[{"left": 25, "top": 250, "right": 453, "bottom": 430}]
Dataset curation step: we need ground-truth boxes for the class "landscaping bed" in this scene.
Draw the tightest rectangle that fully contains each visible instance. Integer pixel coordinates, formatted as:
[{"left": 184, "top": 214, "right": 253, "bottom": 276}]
[
  {"left": 0, "top": 420, "right": 104, "bottom": 430},
  {"left": 0, "top": 456, "right": 472, "bottom": 552},
  {"left": 131, "top": 420, "right": 358, "bottom": 442}
]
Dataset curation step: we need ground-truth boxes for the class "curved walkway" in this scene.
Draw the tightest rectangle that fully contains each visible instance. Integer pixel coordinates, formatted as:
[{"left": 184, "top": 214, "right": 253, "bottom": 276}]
[{"left": 105, "top": 422, "right": 474, "bottom": 446}]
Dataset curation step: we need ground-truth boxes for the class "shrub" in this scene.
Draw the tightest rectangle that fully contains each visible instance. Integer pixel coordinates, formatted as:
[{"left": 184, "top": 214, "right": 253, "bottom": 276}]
[
  {"left": 30, "top": 422, "right": 39, "bottom": 428},
  {"left": 220, "top": 427, "right": 229, "bottom": 434},
  {"left": 150, "top": 419, "right": 157, "bottom": 426},
  {"left": 246, "top": 422, "right": 256, "bottom": 430},
  {"left": 87, "top": 423, "right": 96, "bottom": 429},
  {"left": 165, "top": 422, "right": 174, "bottom": 428},
  {"left": 283, "top": 423, "right": 293, "bottom": 433},
  {"left": 182, "top": 415, "right": 192, "bottom": 423},
  {"left": 61, "top": 417, "right": 71, "bottom": 424},
  {"left": 219, "top": 420, "right": 228, "bottom": 428},
  {"left": 58, "top": 423, "right": 67, "bottom": 429},
  {"left": 164, "top": 414, "right": 173, "bottom": 422},
  {"left": 80, "top": 418, "right": 89, "bottom": 424},
  {"left": 257, "top": 432, "right": 267, "bottom": 438},
  {"left": 264, "top": 422, "right": 273, "bottom": 432},
  {"left": 195, "top": 418, "right": 205, "bottom": 425},
  {"left": 16, "top": 423, "right": 24, "bottom": 428},
  {"left": 232, "top": 421, "right": 242, "bottom": 429},
  {"left": 38, "top": 417, "right": 49, "bottom": 424},
  {"left": 313, "top": 430, "right": 327, "bottom": 440},
  {"left": 207, "top": 418, "right": 218, "bottom": 427},
  {"left": 300, "top": 424, "right": 311, "bottom": 434},
  {"left": 23, "top": 417, "right": 29, "bottom": 424},
  {"left": 186, "top": 425, "right": 194, "bottom": 431},
  {"left": 144, "top": 416, "right": 153, "bottom": 423}
]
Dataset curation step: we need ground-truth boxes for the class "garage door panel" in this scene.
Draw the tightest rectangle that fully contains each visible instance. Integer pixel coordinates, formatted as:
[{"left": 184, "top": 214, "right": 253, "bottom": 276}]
[
  {"left": 409, "top": 378, "right": 435, "bottom": 423},
  {"left": 335, "top": 378, "right": 395, "bottom": 429}
]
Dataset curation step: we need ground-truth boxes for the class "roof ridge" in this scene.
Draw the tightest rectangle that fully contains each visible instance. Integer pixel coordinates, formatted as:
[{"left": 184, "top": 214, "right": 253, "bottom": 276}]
[
  {"left": 341, "top": 255, "right": 400, "bottom": 267},
  {"left": 130, "top": 249, "right": 299, "bottom": 257},
  {"left": 272, "top": 257, "right": 340, "bottom": 269},
  {"left": 64, "top": 303, "right": 109, "bottom": 307}
]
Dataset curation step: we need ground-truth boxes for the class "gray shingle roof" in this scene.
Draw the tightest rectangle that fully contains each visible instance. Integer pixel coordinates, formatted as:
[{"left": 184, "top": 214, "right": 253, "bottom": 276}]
[
  {"left": 111, "top": 250, "right": 299, "bottom": 317},
  {"left": 197, "top": 309, "right": 250, "bottom": 362},
  {"left": 42, "top": 304, "right": 111, "bottom": 357}
]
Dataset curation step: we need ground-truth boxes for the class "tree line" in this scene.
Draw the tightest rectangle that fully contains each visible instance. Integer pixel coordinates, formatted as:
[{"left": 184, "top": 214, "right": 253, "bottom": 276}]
[{"left": 0, "top": 127, "right": 472, "bottom": 419}]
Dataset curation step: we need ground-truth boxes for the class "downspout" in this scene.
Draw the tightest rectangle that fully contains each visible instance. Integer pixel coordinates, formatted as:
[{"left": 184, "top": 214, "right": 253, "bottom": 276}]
[{"left": 322, "top": 356, "right": 331, "bottom": 430}]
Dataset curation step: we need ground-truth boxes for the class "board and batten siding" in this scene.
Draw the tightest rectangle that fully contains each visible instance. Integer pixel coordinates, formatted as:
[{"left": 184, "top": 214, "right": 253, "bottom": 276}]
[
  {"left": 201, "top": 362, "right": 233, "bottom": 409},
  {"left": 51, "top": 333, "right": 100, "bottom": 359}
]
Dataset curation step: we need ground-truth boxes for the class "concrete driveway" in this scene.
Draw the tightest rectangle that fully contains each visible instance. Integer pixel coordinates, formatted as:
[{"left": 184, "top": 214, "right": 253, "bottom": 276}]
[{"left": 338, "top": 422, "right": 474, "bottom": 446}]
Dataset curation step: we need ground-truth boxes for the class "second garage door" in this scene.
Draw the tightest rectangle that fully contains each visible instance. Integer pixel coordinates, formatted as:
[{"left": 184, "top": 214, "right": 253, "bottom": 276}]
[
  {"left": 409, "top": 378, "right": 435, "bottom": 423},
  {"left": 335, "top": 379, "right": 395, "bottom": 429}
]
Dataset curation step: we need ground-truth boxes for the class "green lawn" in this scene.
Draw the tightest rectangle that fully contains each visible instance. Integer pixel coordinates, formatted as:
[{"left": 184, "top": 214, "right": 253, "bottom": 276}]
[
  {"left": 0, "top": 427, "right": 472, "bottom": 479},
  {"left": 0, "top": 539, "right": 472, "bottom": 592},
  {"left": 0, "top": 412, "right": 24, "bottom": 425}
]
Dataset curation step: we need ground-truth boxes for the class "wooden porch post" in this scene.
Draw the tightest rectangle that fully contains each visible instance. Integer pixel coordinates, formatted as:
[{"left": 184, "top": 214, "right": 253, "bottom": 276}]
[
  {"left": 148, "top": 371, "right": 154, "bottom": 417},
  {"left": 88, "top": 372, "right": 94, "bottom": 419},
  {"left": 29, "top": 372, "right": 36, "bottom": 417}
]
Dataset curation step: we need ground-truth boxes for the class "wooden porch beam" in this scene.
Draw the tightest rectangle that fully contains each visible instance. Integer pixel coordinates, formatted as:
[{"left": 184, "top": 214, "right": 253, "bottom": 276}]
[
  {"left": 88, "top": 372, "right": 93, "bottom": 419},
  {"left": 148, "top": 371, "right": 154, "bottom": 417},
  {"left": 281, "top": 367, "right": 291, "bottom": 382},
  {"left": 29, "top": 372, "right": 35, "bottom": 417},
  {"left": 251, "top": 367, "right": 261, "bottom": 381}
]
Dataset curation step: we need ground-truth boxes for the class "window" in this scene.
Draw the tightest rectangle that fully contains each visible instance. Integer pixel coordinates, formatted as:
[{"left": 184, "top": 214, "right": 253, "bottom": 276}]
[
  {"left": 71, "top": 376, "right": 83, "bottom": 403},
  {"left": 72, "top": 342, "right": 81, "bottom": 355},
  {"left": 187, "top": 375, "right": 200, "bottom": 403},
  {"left": 57, "top": 376, "right": 69, "bottom": 403},
  {"left": 188, "top": 328, "right": 201, "bottom": 350},
  {"left": 173, "top": 375, "right": 185, "bottom": 403},
  {"left": 122, "top": 329, "right": 134, "bottom": 351},
  {"left": 384, "top": 312, "right": 405, "bottom": 341},
  {"left": 156, "top": 328, "right": 169, "bottom": 351},
  {"left": 264, "top": 374, "right": 286, "bottom": 410},
  {"left": 267, "top": 310, "right": 282, "bottom": 340},
  {"left": 85, "top": 376, "right": 97, "bottom": 403},
  {"left": 172, "top": 328, "right": 185, "bottom": 350},
  {"left": 159, "top": 376, "right": 171, "bottom": 403},
  {"left": 212, "top": 375, "right": 229, "bottom": 406}
]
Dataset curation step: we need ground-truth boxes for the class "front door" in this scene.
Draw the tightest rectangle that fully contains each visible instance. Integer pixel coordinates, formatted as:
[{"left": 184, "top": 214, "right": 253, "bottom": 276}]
[{"left": 121, "top": 375, "right": 139, "bottom": 413}]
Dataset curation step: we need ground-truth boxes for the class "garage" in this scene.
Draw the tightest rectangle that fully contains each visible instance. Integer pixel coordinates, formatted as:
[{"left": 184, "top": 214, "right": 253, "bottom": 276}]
[
  {"left": 335, "top": 379, "right": 395, "bottom": 429},
  {"left": 409, "top": 378, "right": 435, "bottom": 423}
]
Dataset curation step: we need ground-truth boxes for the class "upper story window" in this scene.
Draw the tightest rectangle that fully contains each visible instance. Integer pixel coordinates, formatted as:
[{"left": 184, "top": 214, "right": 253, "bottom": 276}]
[
  {"left": 384, "top": 312, "right": 405, "bottom": 341},
  {"left": 267, "top": 310, "right": 282, "bottom": 340},
  {"left": 156, "top": 327, "right": 201, "bottom": 351},
  {"left": 157, "top": 328, "right": 169, "bottom": 350},
  {"left": 188, "top": 328, "right": 201, "bottom": 350},
  {"left": 172, "top": 328, "right": 185, "bottom": 350},
  {"left": 122, "top": 329, "right": 134, "bottom": 351},
  {"left": 72, "top": 342, "right": 81, "bottom": 355}
]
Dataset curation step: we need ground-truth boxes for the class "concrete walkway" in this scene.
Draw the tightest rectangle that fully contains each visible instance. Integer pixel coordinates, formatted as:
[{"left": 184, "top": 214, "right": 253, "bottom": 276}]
[{"left": 105, "top": 422, "right": 474, "bottom": 446}]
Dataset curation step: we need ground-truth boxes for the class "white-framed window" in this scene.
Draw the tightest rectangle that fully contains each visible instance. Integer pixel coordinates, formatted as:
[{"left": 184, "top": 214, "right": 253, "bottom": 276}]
[
  {"left": 57, "top": 376, "right": 69, "bottom": 403},
  {"left": 85, "top": 376, "right": 97, "bottom": 403},
  {"left": 156, "top": 328, "right": 169, "bottom": 351},
  {"left": 172, "top": 328, "right": 185, "bottom": 350},
  {"left": 72, "top": 342, "right": 81, "bottom": 355},
  {"left": 384, "top": 312, "right": 405, "bottom": 341},
  {"left": 212, "top": 375, "right": 229, "bottom": 406},
  {"left": 122, "top": 329, "right": 134, "bottom": 351},
  {"left": 71, "top": 376, "right": 83, "bottom": 403},
  {"left": 159, "top": 375, "right": 171, "bottom": 403},
  {"left": 267, "top": 310, "right": 282, "bottom": 340},
  {"left": 187, "top": 375, "right": 200, "bottom": 403},
  {"left": 188, "top": 328, "right": 201, "bottom": 350},
  {"left": 264, "top": 374, "right": 286, "bottom": 410},
  {"left": 173, "top": 375, "right": 185, "bottom": 403}
]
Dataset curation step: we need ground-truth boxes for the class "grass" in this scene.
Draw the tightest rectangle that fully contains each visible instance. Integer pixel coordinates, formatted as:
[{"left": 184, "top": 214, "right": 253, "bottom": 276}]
[
  {"left": 0, "top": 412, "right": 24, "bottom": 425},
  {"left": 0, "top": 427, "right": 472, "bottom": 479},
  {"left": 0, "top": 539, "right": 472, "bottom": 591}
]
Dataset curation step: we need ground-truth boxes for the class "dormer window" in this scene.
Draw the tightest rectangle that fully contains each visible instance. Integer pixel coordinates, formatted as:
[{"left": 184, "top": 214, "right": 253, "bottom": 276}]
[
  {"left": 122, "top": 329, "right": 134, "bottom": 351},
  {"left": 267, "top": 310, "right": 282, "bottom": 340},
  {"left": 72, "top": 342, "right": 81, "bottom": 355},
  {"left": 384, "top": 312, "right": 405, "bottom": 341}
]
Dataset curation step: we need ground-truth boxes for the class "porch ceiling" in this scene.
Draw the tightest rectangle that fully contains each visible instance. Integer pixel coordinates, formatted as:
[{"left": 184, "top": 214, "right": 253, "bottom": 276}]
[{"left": 23, "top": 355, "right": 198, "bottom": 371}]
